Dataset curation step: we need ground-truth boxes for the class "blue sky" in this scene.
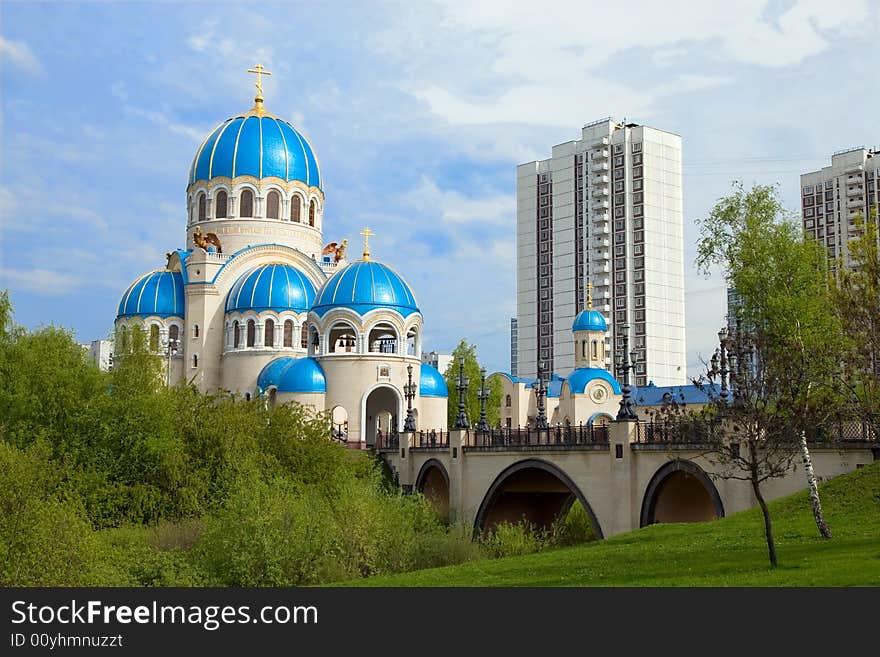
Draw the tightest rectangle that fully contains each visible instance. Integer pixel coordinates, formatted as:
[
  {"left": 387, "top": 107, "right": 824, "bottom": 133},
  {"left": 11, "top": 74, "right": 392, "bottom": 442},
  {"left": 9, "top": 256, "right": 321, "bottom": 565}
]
[{"left": 1, "top": 0, "right": 878, "bottom": 377}]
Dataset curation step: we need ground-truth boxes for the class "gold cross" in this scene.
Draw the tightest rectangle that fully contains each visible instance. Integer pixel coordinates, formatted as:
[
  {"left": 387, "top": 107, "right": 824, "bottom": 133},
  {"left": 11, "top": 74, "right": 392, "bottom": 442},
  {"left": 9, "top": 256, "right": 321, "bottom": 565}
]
[
  {"left": 360, "top": 227, "right": 376, "bottom": 261},
  {"left": 586, "top": 280, "right": 593, "bottom": 310},
  {"left": 246, "top": 64, "right": 272, "bottom": 105}
]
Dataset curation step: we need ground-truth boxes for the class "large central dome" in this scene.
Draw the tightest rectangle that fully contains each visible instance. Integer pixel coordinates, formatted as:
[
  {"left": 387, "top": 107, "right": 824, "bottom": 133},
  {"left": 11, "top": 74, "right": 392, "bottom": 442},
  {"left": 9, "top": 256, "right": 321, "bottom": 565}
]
[
  {"left": 311, "top": 260, "right": 420, "bottom": 317},
  {"left": 188, "top": 112, "right": 321, "bottom": 189}
]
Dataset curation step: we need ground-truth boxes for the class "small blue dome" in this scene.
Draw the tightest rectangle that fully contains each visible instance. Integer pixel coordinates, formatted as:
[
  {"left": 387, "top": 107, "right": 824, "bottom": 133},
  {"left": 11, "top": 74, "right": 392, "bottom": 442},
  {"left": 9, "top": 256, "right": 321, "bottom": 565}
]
[
  {"left": 257, "top": 357, "right": 326, "bottom": 394},
  {"left": 419, "top": 363, "right": 448, "bottom": 398},
  {"left": 311, "top": 260, "right": 419, "bottom": 317},
  {"left": 567, "top": 368, "right": 621, "bottom": 395},
  {"left": 572, "top": 308, "right": 607, "bottom": 332},
  {"left": 117, "top": 271, "right": 184, "bottom": 319},
  {"left": 189, "top": 113, "right": 321, "bottom": 189},
  {"left": 225, "top": 264, "right": 317, "bottom": 314}
]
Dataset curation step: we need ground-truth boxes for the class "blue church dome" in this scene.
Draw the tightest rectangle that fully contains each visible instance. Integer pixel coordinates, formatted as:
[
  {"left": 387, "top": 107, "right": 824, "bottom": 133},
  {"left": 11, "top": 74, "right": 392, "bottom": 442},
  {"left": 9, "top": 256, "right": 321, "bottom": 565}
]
[
  {"left": 117, "top": 270, "right": 184, "bottom": 319},
  {"left": 225, "top": 264, "right": 317, "bottom": 314},
  {"left": 257, "top": 357, "right": 326, "bottom": 394},
  {"left": 311, "top": 260, "right": 419, "bottom": 317},
  {"left": 566, "top": 368, "right": 622, "bottom": 395},
  {"left": 419, "top": 363, "right": 448, "bottom": 398},
  {"left": 189, "top": 113, "right": 321, "bottom": 189},
  {"left": 572, "top": 308, "right": 607, "bottom": 332}
]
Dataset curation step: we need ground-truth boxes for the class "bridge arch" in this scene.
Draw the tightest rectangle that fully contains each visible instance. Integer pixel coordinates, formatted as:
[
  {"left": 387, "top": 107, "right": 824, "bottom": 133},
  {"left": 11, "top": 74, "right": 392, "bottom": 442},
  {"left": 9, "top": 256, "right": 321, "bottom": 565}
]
[
  {"left": 473, "top": 458, "right": 604, "bottom": 540},
  {"left": 415, "top": 459, "right": 450, "bottom": 522},
  {"left": 640, "top": 459, "right": 724, "bottom": 527}
]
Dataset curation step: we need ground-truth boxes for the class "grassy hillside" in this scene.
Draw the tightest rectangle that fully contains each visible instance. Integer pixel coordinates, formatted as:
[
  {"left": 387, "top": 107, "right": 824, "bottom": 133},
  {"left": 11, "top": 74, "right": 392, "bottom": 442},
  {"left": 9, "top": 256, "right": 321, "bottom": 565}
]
[{"left": 344, "top": 461, "right": 880, "bottom": 586}]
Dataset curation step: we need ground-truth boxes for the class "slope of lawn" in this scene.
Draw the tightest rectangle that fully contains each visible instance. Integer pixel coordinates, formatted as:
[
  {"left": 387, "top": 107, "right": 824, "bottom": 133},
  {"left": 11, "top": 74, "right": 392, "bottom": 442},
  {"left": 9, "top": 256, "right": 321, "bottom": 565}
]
[{"left": 344, "top": 460, "right": 880, "bottom": 586}]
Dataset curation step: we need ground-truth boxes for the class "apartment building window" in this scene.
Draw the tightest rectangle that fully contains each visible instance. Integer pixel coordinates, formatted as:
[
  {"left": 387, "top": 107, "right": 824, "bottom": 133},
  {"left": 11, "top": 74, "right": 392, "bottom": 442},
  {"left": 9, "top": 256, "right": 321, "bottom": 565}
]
[
  {"left": 540, "top": 324, "right": 550, "bottom": 335},
  {"left": 614, "top": 155, "right": 624, "bottom": 167},
  {"left": 634, "top": 218, "right": 644, "bottom": 229},
  {"left": 805, "top": 219, "right": 814, "bottom": 228},
  {"left": 634, "top": 270, "right": 644, "bottom": 281},
  {"left": 633, "top": 166, "right": 643, "bottom": 179},
  {"left": 613, "top": 169, "right": 624, "bottom": 181},
  {"left": 540, "top": 337, "right": 551, "bottom": 347},
  {"left": 614, "top": 144, "right": 623, "bottom": 154},
  {"left": 635, "top": 283, "right": 644, "bottom": 295},
  {"left": 633, "top": 153, "right": 643, "bottom": 165},
  {"left": 540, "top": 196, "right": 549, "bottom": 206},
  {"left": 614, "top": 232, "right": 625, "bottom": 244},
  {"left": 540, "top": 174, "right": 548, "bottom": 183},
  {"left": 540, "top": 279, "right": 549, "bottom": 288},
  {"left": 816, "top": 205, "right": 824, "bottom": 215},
  {"left": 635, "top": 323, "right": 646, "bottom": 336},
  {"left": 632, "top": 142, "right": 642, "bottom": 153},
  {"left": 633, "top": 192, "right": 644, "bottom": 204},
  {"left": 802, "top": 185, "right": 813, "bottom": 195},
  {"left": 634, "top": 256, "right": 645, "bottom": 268},
  {"left": 633, "top": 179, "right": 643, "bottom": 191},
  {"left": 615, "top": 271, "right": 626, "bottom": 282},
  {"left": 818, "top": 228, "right": 824, "bottom": 237},
  {"left": 540, "top": 265, "right": 549, "bottom": 275},
  {"left": 540, "top": 207, "right": 549, "bottom": 218},
  {"left": 615, "top": 298, "right": 626, "bottom": 308},
  {"left": 635, "top": 336, "right": 645, "bottom": 348},
  {"left": 633, "top": 205, "right": 644, "bottom": 217},
  {"left": 635, "top": 298, "right": 644, "bottom": 309},
  {"left": 615, "top": 258, "right": 625, "bottom": 269},
  {"left": 634, "top": 230, "right": 644, "bottom": 243},
  {"left": 634, "top": 244, "right": 644, "bottom": 256},
  {"left": 540, "top": 242, "right": 549, "bottom": 252},
  {"left": 824, "top": 180, "right": 833, "bottom": 189},
  {"left": 614, "top": 193, "right": 625, "bottom": 205},
  {"left": 614, "top": 245, "right": 625, "bottom": 256},
  {"left": 614, "top": 181, "right": 624, "bottom": 192},
  {"left": 613, "top": 219, "right": 624, "bottom": 231},
  {"left": 614, "top": 207, "right": 625, "bottom": 218},
  {"left": 615, "top": 284, "right": 626, "bottom": 295},
  {"left": 826, "top": 202, "right": 834, "bottom": 212},
  {"left": 804, "top": 196, "right": 814, "bottom": 207},
  {"left": 825, "top": 190, "right": 833, "bottom": 201},
  {"left": 615, "top": 311, "right": 626, "bottom": 322}
]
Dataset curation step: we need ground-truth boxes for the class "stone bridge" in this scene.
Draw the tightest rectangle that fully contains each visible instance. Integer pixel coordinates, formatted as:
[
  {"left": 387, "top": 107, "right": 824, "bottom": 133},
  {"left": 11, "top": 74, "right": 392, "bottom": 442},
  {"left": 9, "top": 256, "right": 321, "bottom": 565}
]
[{"left": 378, "top": 421, "right": 878, "bottom": 538}]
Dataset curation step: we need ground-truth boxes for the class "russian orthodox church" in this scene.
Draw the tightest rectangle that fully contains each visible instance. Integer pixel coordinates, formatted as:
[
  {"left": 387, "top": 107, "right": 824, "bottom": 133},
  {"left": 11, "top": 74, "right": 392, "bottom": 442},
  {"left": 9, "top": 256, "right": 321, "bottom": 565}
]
[{"left": 114, "top": 67, "right": 447, "bottom": 447}]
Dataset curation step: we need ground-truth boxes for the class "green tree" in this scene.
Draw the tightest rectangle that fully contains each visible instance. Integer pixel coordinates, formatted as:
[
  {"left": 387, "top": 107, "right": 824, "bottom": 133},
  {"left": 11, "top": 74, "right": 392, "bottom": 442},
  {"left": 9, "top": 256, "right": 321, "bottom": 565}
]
[
  {"left": 695, "top": 183, "right": 842, "bottom": 564},
  {"left": 444, "top": 339, "right": 503, "bottom": 428},
  {"left": 831, "top": 208, "right": 880, "bottom": 437}
]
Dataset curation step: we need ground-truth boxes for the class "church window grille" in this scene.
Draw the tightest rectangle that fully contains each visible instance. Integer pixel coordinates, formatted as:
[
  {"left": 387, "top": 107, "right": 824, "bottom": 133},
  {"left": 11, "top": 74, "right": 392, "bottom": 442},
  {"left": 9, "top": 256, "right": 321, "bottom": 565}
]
[
  {"left": 168, "top": 324, "right": 179, "bottom": 344},
  {"left": 233, "top": 321, "right": 240, "bottom": 348},
  {"left": 505, "top": 395, "right": 511, "bottom": 408},
  {"left": 301, "top": 324, "right": 309, "bottom": 349},
  {"left": 309, "top": 200, "right": 316, "bottom": 226},
  {"left": 240, "top": 189, "right": 254, "bottom": 217},
  {"left": 264, "top": 319, "right": 275, "bottom": 347},
  {"left": 198, "top": 193, "right": 206, "bottom": 221},
  {"left": 246, "top": 320, "right": 256, "bottom": 347},
  {"left": 215, "top": 191, "right": 228, "bottom": 219},
  {"left": 283, "top": 320, "right": 294, "bottom": 347},
  {"left": 266, "top": 191, "right": 280, "bottom": 219},
  {"left": 291, "top": 196, "right": 301, "bottom": 222}
]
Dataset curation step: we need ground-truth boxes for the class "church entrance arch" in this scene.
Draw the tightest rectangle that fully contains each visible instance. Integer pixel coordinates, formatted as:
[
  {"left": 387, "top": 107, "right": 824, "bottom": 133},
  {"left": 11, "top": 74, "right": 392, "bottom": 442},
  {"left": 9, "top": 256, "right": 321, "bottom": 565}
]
[{"left": 362, "top": 384, "right": 402, "bottom": 448}]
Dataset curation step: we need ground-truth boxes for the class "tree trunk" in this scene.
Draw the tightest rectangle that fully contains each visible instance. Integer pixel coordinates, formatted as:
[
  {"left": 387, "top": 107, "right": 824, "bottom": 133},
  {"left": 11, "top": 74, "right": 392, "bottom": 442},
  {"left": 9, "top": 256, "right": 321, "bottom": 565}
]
[
  {"left": 800, "top": 430, "right": 832, "bottom": 538},
  {"left": 751, "top": 477, "right": 777, "bottom": 567}
]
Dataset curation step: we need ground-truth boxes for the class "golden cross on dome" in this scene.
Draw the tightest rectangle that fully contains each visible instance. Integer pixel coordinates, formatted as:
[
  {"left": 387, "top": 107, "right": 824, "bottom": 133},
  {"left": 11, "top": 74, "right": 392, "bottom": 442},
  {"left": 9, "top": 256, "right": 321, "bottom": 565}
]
[
  {"left": 586, "top": 280, "right": 593, "bottom": 310},
  {"left": 246, "top": 64, "right": 272, "bottom": 111},
  {"left": 360, "top": 227, "right": 376, "bottom": 261}
]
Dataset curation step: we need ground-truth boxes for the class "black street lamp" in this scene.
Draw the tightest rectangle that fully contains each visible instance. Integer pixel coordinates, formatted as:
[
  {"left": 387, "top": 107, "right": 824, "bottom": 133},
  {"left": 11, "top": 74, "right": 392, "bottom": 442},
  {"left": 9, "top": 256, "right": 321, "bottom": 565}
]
[
  {"left": 163, "top": 336, "right": 179, "bottom": 388},
  {"left": 403, "top": 363, "right": 417, "bottom": 432},
  {"left": 476, "top": 367, "right": 490, "bottom": 432},
  {"left": 534, "top": 363, "right": 549, "bottom": 429},
  {"left": 453, "top": 355, "right": 470, "bottom": 429},
  {"left": 615, "top": 324, "right": 638, "bottom": 420},
  {"left": 710, "top": 326, "right": 732, "bottom": 404}
]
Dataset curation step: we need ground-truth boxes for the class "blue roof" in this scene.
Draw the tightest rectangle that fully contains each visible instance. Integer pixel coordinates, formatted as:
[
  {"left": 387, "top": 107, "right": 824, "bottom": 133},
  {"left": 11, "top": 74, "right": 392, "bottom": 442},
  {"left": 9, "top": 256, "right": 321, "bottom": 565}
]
[
  {"left": 117, "top": 271, "right": 184, "bottom": 319},
  {"left": 311, "top": 260, "right": 419, "bottom": 317},
  {"left": 419, "top": 363, "right": 448, "bottom": 398},
  {"left": 189, "top": 113, "right": 321, "bottom": 189},
  {"left": 257, "top": 357, "right": 326, "bottom": 394},
  {"left": 225, "top": 264, "right": 316, "bottom": 314},
  {"left": 632, "top": 381, "right": 719, "bottom": 406},
  {"left": 572, "top": 308, "right": 607, "bottom": 332},
  {"left": 567, "top": 368, "right": 622, "bottom": 395}
]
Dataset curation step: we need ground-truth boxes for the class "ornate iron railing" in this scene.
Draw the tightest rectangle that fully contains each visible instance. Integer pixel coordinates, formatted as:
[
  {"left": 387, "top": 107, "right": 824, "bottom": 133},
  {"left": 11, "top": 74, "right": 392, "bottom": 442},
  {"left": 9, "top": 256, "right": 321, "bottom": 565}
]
[
  {"left": 634, "top": 419, "right": 723, "bottom": 445},
  {"left": 464, "top": 424, "right": 610, "bottom": 449},
  {"left": 411, "top": 429, "right": 448, "bottom": 449}
]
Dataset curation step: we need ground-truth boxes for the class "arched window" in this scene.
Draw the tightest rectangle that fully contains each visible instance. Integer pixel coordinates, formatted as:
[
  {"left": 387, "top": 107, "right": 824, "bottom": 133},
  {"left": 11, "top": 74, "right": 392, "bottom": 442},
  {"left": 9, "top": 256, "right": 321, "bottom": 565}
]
[
  {"left": 505, "top": 394, "right": 512, "bottom": 408},
  {"left": 264, "top": 318, "right": 275, "bottom": 347},
  {"left": 198, "top": 193, "right": 206, "bottom": 221},
  {"left": 215, "top": 191, "right": 228, "bottom": 219},
  {"left": 290, "top": 196, "right": 301, "bottom": 222},
  {"left": 240, "top": 189, "right": 254, "bottom": 217},
  {"left": 301, "top": 324, "right": 309, "bottom": 349},
  {"left": 246, "top": 319, "right": 256, "bottom": 347},
  {"left": 193, "top": 324, "right": 200, "bottom": 338},
  {"left": 149, "top": 325, "right": 160, "bottom": 352},
  {"left": 308, "top": 199, "right": 316, "bottom": 226},
  {"left": 192, "top": 354, "right": 198, "bottom": 368},
  {"left": 283, "top": 320, "right": 294, "bottom": 347},
  {"left": 591, "top": 341, "right": 598, "bottom": 360},
  {"left": 266, "top": 190, "right": 280, "bottom": 219},
  {"left": 233, "top": 321, "right": 240, "bottom": 348},
  {"left": 168, "top": 324, "right": 179, "bottom": 346},
  {"left": 582, "top": 341, "right": 587, "bottom": 358}
]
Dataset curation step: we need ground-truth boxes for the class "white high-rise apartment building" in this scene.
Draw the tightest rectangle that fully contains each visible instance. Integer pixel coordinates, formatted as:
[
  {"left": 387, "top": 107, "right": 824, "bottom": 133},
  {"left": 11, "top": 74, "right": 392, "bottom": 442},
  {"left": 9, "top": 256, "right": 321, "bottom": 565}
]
[
  {"left": 516, "top": 118, "right": 686, "bottom": 387},
  {"left": 800, "top": 147, "right": 879, "bottom": 270}
]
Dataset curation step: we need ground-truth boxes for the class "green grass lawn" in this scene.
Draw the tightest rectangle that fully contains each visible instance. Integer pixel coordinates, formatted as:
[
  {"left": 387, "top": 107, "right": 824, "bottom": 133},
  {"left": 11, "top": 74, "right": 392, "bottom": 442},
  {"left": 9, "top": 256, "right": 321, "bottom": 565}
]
[{"left": 344, "top": 461, "right": 880, "bottom": 586}]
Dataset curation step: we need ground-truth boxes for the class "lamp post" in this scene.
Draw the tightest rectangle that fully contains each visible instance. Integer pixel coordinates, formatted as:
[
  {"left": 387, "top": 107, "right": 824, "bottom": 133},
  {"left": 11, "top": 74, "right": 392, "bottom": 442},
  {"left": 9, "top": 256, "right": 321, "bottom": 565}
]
[
  {"left": 710, "top": 326, "right": 732, "bottom": 404},
  {"left": 476, "top": 367, "right": 490, "bottom": 432},
  {"left": 453, "top": 355, "right": 470, "bottom": 429},
  {"left": 615, "top": 324, "right": 638, "bottom": 420},
  {"left": 534, "top": 362, "right": 549, "bottom": 429},
  {"left": 163, "top": 336, "right": 179, "bottom": 387},
  {"left": 403, "top": 363, "right": 417, "bottom": 432}
]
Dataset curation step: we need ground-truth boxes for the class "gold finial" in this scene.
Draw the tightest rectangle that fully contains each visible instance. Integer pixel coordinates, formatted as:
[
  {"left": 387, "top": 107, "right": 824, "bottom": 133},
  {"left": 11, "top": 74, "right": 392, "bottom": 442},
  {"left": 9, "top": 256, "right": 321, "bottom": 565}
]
[
  {"left": 360, "top": 227, "right": 376, "bottom": 261},
  {"left": 586, "top": 280, "right": 593, "bottom": 310},
  {"left": 246, "top": 64, "right": 272, "bottom": 114}
]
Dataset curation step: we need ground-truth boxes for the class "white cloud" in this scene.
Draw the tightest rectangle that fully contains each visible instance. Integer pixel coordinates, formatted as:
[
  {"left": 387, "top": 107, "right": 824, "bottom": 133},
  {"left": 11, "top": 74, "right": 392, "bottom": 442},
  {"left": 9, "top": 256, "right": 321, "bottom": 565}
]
[
  {"left": 400, "top": 176, "right": 513, "bottom": 225},
  {"left": 124, "top": 106, "right": 204, "bottom": 143},
  {"left": 0, "top": 268, "right": 80, "bottom": 296},
  {"left": 0, "top": 37, "right": 42, "bottom": 75}
]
